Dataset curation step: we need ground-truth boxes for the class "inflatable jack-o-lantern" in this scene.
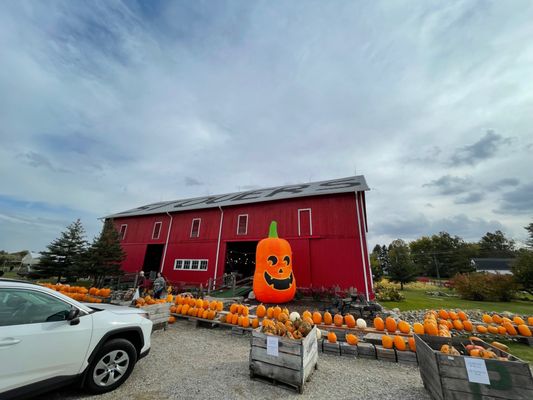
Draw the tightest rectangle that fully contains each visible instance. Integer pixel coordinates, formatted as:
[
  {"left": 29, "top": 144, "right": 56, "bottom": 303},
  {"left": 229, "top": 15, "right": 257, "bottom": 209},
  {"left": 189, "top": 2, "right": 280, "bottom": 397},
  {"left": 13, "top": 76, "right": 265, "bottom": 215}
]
[{"left": 253, "top": 221, "right": 296, "bottom": 303}]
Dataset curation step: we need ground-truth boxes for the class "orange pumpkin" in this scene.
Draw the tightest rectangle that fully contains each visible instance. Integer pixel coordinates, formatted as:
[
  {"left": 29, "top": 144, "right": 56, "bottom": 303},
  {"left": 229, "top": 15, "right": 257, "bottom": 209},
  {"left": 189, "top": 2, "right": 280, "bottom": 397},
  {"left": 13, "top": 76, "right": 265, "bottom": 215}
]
[
  {"left": 528, "top": 317, "right": 533, "bottom": 326},
  {"left": 476, "top": 325, "right": 488, "bottom": 334},
  {"left": 168, "top": 316, "right": 176, "bottom": 324},
  {"left": 266, "top": 307, "right": 274, "bottom": 319},
  {"left": 503, "top": 322, "right": 517, "bottom": 336},
  {"left": 374, "top": 317, "right": 385, "bottom": 331},
  {"left": 488, "top": 325, "right": 499, "bottom": 335},
  {"left": 312, "top": 312, "right": 322, "bottom": 325},
  {"left": 492, "top": 314, "right": 503, "bottom": 324},
  {"left": 408, "top": 337, "right": 416, "bottom": 352},
  {"left": 394, "top": 335, "right": 406, "bottom": 351},
  {"left": 252, "top": 318, "right": 259, "bottom": 329},
  {"left": 438, "top": 309, "right": 449, "bottom": 320},
  {"left": 231, "top": 313, "right": 239, "bottom": 325},
  {"left": 327, "top": 332, "right": 337, "bottom": 343},
  {"left": 398, "top": 320, "right": 411, "bottom": 334},
  {"left": 453, "top": 320, "right": 464, "bottom": 331},
  {"left": 302, "top": 310, "right": 312, "bottom": 320},
  {"left": 242, "top": 317, "right": 250, "bottom": 328},
  {"left": 323, "top": 312, "right": 333, "bottom": 325},
  {"left": 513, "top": 316, "right": 525, "bottom": 326},
  {"left": 448, "top": 311, "right": 458, "bottom": 320},
  {"left": 252, "top": 221, "right": 296, "bottom": 303},
  {"left": 497, "top": 326, "right": 507, "bottom": 335},
  {"left": 216, "top": 301, "right": 223, "bottom": 311},
  {"left": 385, "top": 317, "right": 397, "bottom": 333},
  {"left": 517, "top": 324, "right": 531, "bottom": 337},
  {"left": 413, "top": 322, "right": 424, "bottom": 335},
  {"left": 256, "top": 304, "right": 266, "bottom": 318},
  {"left": 334, "top": 314, "right": 344, "bottom": 327},
  {"left": 382, "top": 335, "right": 393, "bottom": 349},
  {"left": 345, "top": 314, "right": 356, "bottom": 328},
  {"left": 482, "top": 314, "right": 493, "bottom": 324},
  {"left": 463, "top": 320, "right": 473, "bottom": 331},
  {"left": 457, "top": 310, "right": 468, "bottom": 321},
  {"left": 346, "top": 334, "right": 358, "bottom": 345},
  {"left": 273, "top": 306, "right": 282, "bottom": 320}
]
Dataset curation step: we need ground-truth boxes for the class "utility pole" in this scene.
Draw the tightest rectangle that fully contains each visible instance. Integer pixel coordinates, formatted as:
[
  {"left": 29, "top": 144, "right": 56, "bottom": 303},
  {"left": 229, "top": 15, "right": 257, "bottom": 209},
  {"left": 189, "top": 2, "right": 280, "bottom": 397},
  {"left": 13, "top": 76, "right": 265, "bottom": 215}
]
[{"left": 433, "top": 253, "right": 441, "bottom": 286}]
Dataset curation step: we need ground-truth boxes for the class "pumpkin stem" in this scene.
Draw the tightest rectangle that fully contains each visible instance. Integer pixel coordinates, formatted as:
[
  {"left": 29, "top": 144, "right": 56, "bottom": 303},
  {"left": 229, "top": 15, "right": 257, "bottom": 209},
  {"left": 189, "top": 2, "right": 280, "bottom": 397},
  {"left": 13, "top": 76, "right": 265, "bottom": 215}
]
[{"left": 268, "top": 221, "right": 278, "bottom": 238}]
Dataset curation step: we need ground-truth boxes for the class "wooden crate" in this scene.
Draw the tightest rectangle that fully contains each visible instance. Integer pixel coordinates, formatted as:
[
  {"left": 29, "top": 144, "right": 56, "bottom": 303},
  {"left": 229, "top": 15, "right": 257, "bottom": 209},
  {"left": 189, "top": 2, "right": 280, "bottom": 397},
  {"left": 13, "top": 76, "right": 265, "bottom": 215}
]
[
  {"left": 415, "top": 334, "right": 533, "bottom": 400},
  {"left": 396, "top": 350, "right": 417, "bottom": 365},
  {"left": 142, "top": 303, "right": 170, "bottom": 329},
  {"left": 249, "top": 326, "right": 318, "bottom": 394},
  {"left": 340, "top": 342, "right": 358, "bottom": 357},
  {"left": 356, "top": 342, "right": 376, "bottom": 359},
  {"left": 375, "top": 345, "right": 396, "bottom": 362},
  {"left": 323, "top": 341, "right": 341, "bottom": 355}
]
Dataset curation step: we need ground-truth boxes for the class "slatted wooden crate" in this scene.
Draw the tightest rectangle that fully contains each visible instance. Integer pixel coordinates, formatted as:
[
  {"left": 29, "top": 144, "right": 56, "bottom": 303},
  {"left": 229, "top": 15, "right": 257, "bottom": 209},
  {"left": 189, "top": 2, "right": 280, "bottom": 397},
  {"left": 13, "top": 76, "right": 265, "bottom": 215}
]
[
  {"left": 142, "top": 303, "right": 170, "bottom": 330},
  {"left": 375, "top": 345, "right": 396, "bottom": 362},
  {"left": 249, "top": 326, "right": 318, "bottom": 394},
  {"left": 415, "top": 334, "right": 533, "bottom": 400},
  {"left": 322, "top": 341, "right": 341, "bottom": 355},
  {"left": 356, "top": 342, "right": 376, "bottom": 359},
  {"left": 396, "top": 349, "right": 417, "bottom": 365}
]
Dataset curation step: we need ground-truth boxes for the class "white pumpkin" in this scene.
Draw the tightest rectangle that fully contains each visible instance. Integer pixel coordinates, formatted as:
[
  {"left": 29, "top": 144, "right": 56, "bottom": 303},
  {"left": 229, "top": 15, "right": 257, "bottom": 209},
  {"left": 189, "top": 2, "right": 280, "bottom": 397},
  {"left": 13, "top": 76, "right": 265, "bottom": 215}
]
[
  {"left": 289, "top": 311, "right": 301, "bottom": 322},
  {"left": 356, "top": 318, "right": 367, "bottom": 329},
  {"left": 316, "top": 329, "right": 322, "bottom": 340}
]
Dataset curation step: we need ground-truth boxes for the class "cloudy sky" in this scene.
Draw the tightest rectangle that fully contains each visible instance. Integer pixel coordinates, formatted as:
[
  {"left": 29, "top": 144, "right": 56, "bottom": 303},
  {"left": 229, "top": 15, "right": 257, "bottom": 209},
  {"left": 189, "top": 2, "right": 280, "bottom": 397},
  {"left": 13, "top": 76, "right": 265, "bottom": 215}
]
[{"left": 1, "top": 0, "right": 532, "bottom": 252}]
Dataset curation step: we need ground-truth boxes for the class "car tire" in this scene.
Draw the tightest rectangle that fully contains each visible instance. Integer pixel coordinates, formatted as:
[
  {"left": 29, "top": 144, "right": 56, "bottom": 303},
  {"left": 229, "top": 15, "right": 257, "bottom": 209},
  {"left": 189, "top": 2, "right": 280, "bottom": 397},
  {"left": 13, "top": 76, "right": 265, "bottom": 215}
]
[{"left": 84, "top": 338, "right": 138, "bottom": 394}]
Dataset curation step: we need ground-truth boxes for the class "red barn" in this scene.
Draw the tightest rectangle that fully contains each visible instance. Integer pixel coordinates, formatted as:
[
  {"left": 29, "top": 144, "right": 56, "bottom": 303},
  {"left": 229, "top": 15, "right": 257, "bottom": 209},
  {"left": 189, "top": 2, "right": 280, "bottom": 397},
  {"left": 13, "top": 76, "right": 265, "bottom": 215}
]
[{"left": 106, "top": 176, "right": 374, "bottom": 299}]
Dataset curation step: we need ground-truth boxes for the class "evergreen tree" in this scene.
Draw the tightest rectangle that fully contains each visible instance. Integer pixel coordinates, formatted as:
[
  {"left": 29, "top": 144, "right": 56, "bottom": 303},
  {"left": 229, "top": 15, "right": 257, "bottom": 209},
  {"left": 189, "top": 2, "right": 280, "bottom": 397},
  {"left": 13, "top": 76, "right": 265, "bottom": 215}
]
[
  {"left": 512, "top": 249, "right": 533, "bottom": 295},
  {"left": 525, "top": 222, "right": 533, "bottom": 249},
  {"left": 35, "top": 219, "right": 88, "bottom": 282},
  {"left": 479, "top": 230, "right": 516, "bottom": 258},
  {"left": 85, "top": 219, "right": 126, "bottom": 287},
  {"left": 370, "top": 245, "right": 384, "bottom": 282},
  {"left": 388, "top": 239, "right": 418, "bottom": 290}
]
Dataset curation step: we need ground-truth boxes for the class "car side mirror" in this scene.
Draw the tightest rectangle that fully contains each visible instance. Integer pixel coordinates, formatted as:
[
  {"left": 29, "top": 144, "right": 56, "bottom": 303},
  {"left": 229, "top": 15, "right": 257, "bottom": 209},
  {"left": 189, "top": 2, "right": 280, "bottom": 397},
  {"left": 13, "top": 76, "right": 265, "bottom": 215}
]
[{"left": 67, "top": 307, "right": 80, "bottom": 325}]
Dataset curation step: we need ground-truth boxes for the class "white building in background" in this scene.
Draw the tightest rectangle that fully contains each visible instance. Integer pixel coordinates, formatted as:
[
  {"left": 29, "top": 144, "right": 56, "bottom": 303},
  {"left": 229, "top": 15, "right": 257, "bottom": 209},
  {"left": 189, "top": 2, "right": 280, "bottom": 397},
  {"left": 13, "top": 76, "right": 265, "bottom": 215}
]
[
  {"left": 19, "top": 251, "right": 41, "bottom": 275},
  {"left": 471, "top": 258, "right": 515, "bottom": 275}
]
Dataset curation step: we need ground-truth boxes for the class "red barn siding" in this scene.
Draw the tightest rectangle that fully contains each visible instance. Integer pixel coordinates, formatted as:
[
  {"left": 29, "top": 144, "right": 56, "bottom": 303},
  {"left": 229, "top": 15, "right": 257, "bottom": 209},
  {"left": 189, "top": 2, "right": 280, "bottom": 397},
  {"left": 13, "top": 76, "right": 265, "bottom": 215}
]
[{"left": 112, "top": 192, "right": 374, "bottom": 298}]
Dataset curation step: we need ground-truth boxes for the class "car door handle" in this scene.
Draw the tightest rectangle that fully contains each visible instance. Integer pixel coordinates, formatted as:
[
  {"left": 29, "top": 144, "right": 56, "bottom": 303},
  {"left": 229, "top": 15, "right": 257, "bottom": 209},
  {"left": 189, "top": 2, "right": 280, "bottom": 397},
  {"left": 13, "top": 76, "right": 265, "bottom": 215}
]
[{"left": 0, "top": 338, "right": 21, "bottom": 347}]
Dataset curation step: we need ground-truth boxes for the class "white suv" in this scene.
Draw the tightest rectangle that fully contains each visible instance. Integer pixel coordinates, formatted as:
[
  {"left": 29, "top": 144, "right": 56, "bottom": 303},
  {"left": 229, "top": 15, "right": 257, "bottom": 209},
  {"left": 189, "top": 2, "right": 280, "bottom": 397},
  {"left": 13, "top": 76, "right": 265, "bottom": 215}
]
[{"left": 0, "top": 279, "right": 152, "bottom": 399}]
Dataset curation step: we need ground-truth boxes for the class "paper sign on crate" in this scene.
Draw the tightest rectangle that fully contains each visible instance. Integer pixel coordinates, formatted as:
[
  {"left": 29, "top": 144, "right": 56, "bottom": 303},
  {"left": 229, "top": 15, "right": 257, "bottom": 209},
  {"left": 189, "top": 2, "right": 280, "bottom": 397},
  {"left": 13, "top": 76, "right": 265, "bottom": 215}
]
[
  {"left": 266, "top": 335, "right": 279, "bottom": 357},
  {"left": 464, "top": 357, "right": 490, "bottom": 385}
]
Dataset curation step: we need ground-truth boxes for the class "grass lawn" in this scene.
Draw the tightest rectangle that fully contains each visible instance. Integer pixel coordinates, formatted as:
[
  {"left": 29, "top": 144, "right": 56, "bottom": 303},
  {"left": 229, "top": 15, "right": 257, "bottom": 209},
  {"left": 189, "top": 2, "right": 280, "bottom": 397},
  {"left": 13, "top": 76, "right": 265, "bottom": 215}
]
[{"left": 380, "top": 287, "right": 533, "bottom": 315}]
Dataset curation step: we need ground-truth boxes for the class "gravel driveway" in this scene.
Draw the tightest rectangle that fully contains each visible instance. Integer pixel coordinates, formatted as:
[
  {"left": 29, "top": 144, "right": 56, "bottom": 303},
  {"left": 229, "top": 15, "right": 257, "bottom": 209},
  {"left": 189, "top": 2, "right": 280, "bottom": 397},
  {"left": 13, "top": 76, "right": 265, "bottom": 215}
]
[{"left": 50, "top": 322, "right": 430, "bottom": 400}]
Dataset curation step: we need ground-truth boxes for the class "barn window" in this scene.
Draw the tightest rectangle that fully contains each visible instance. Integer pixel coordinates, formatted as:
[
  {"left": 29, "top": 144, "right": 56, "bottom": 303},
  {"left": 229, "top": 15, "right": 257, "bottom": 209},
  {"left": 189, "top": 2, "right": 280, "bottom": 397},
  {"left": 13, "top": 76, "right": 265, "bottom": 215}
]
[
  {"left": 298, "top": 209, "right": 312, "bottom": 236},
  {"left": 119, "top": 224, "right": 127, "bottom": 240},
  {"left": 190, "top": 218, "right": 201, "bottom": 238},
  {"left": 152, "top": 221, "right": 162, "bottom": 239},
  {"left": 173, "top": 259, "right": 208, "bottom": 271},
  {"left": 237, "top": 214, "right": 248, "bottom": 235}
]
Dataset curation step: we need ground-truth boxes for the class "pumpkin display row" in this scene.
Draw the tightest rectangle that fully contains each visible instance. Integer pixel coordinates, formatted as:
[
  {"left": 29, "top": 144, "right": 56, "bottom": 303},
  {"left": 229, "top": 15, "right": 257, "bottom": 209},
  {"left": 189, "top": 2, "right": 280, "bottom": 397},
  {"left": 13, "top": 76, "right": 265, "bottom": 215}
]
[
  {"left": 440, "top": 338, "right": 513, "bottom": 361},
  {"left": 261, "top": 317, "right": 314, "bottom": 339},
  {"left": 135, "top": 295, "right": 173, "bottom": 307},
  {"left": 40, "top": 283, "right": 112, "bottom": 303},
  {"left": 326, "top": 332, "right": 361, "bottom": 346}
]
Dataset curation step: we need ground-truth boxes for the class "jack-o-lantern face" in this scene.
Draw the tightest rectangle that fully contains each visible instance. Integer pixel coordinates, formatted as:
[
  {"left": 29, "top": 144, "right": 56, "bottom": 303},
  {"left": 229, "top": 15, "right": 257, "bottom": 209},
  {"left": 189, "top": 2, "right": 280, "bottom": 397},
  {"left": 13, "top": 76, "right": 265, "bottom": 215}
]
[{"left": 253, "top": 221, "right": 296, "bottom": 303}]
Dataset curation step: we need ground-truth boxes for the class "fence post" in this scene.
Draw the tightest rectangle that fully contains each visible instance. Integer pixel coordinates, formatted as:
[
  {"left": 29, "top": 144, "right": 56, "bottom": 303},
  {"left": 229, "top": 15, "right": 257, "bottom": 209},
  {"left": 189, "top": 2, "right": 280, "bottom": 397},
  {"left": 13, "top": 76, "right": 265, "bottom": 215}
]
[{"left": 207, "top": 278, "right": 212, "bottom": 295}]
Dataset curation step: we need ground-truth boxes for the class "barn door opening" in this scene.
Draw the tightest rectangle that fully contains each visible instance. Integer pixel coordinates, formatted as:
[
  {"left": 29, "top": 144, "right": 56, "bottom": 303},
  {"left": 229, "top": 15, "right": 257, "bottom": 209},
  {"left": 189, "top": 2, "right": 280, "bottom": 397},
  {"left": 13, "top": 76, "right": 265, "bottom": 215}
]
[
  {"left": 224, "top": 241, "right": 258, "bottom": 281},
  {"left": 143, "top": 244, "right": 164, "bottom": 278}
]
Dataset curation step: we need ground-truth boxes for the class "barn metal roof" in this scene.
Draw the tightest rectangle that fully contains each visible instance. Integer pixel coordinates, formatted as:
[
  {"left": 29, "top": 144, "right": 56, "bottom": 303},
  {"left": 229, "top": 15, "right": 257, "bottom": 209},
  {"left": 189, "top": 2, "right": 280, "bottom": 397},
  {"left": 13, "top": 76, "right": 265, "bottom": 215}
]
[{"left": 105, "top": 175, "right": 369, "bottom": 219}]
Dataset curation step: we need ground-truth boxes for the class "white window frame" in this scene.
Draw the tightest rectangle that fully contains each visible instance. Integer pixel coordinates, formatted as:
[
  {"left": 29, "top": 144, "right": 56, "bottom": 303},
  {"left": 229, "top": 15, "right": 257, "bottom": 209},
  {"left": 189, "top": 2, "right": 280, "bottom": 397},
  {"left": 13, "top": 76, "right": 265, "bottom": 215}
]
[
  {"left": 173, "top": 259, "right": 208, "bottom": 271},
  {"left": 119, "top": 224, "right": 128, "bottom": 240},
  {"left": 152, "top": 221, "right": 162, "bottom": 240},
  {"left": 190, "top": 218, "right": 201, "bottom": 238},
  {"left": 236, "top": 214, "right": 248, "bottom": 235},
  {"left": 298, "top": 208, "right": 313, "bottom": 236}
]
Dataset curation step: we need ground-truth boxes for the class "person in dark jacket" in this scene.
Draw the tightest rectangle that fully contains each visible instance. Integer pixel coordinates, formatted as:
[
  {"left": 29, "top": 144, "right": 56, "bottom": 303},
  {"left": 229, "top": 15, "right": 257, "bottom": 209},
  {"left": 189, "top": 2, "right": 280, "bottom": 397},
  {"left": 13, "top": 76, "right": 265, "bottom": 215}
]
[{"left": 153, "top": 272, "right": 167, "bottom": 299}]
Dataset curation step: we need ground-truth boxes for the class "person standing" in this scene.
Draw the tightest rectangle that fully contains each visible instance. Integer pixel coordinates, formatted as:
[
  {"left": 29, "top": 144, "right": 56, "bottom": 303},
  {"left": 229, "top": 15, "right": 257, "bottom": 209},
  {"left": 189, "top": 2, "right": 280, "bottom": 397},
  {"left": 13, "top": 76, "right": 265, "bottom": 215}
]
[{"left": 153, "top": 272, "right": 167, "bottom": 299}]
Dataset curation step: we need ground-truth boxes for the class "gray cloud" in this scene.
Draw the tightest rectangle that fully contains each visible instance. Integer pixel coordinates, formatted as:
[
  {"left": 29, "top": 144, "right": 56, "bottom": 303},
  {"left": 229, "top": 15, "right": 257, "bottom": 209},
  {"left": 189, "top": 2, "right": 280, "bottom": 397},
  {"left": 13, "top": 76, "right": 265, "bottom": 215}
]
[
  {"left": 494, "top": 183, "right": 533, "bottom": 214},
  {"left": 493, "top": 178, "right": 520, "bottom": 188},
  {"left": 372, "top": 214, "right": 504, "bottom": 242},
  {"left": 423, "top": 175, "right": 473, "bottom": 195},
  {"left": 185, "top": 177, "right": 203, "bottom": 186},
  {"left": 16, "top": 151, "right": 71, "bottom": 173},
  {"left": 454, "top": 192, "right": 484, "bottom": 204},
  {"left": 450, "top": 130, "right": 512, "bottom": 166}
]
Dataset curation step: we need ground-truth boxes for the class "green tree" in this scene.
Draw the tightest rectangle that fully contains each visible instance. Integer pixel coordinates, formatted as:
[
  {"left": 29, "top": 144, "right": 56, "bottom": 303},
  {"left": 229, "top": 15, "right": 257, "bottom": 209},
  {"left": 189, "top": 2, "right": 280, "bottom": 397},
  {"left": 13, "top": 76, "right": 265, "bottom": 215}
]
[
  {"left": 525, "top": 222, "right": 533, "bottom": 249},
  {"left": 388, "top": 239, "right": 418, "bottom": 290},
  {"left": 478, "top": 230, "right": 516, "bottom": 258},
  {"left": 84, "top": 219, "right": 126, "bottom": 287},
  {"left": 410, "top": 233, "right": 477, "bottom": 278},
  {"left": 370, "top": 245, "right": 384, "bottom": 282},
  {"left": 512, "top": 249, "right": 533, "bottom": 295},
  {"left": 35, "top": 220, "right": 88, "bottom": 282}
]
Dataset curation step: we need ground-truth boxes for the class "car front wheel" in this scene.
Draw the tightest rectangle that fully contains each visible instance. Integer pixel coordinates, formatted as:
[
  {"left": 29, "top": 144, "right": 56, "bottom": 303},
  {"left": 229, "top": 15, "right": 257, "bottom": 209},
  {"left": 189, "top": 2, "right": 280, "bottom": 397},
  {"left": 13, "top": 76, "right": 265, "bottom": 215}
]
[{"left": 85, "top": 338, "right": 138, "bottom": 394}]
